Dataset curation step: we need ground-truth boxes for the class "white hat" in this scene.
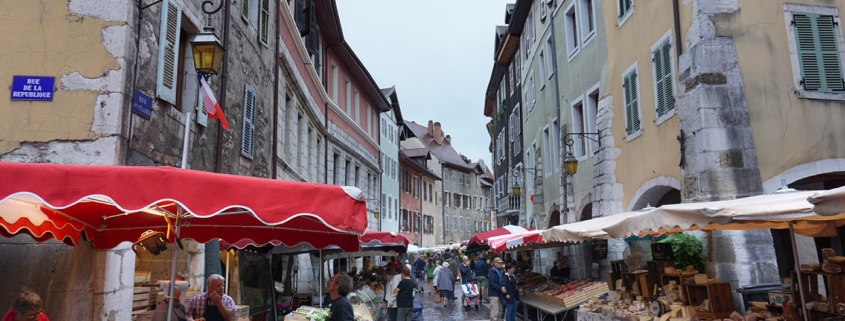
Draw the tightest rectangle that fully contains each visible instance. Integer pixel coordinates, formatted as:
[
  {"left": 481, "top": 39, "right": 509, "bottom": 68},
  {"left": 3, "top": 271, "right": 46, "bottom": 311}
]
[{"left": 406, "top": 264, "right": 412, "bottom": 270}]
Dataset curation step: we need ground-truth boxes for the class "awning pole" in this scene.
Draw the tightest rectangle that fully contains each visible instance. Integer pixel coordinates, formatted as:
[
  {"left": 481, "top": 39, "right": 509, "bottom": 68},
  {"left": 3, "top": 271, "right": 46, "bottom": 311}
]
[
  {"left": 789, "top": 222, "right": 810, "bottom": 321},
  {"left": 181, "top": 112, "right": 191, "bottom": 169},
  {"left": 319, "top": 249, "right": 323, "bottom": 307},
  {"left": 166, "top": 208, "right": 182, "bottom": 321},
  {"left": 225, "top": 250, "right": 230, "bottom": 294}
]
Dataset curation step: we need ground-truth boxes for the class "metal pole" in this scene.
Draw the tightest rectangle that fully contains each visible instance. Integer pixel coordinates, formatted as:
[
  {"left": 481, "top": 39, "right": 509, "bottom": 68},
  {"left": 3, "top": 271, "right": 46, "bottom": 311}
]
[
  {"left": 181, "top": 112, "right": 191, "bottom": 169},
  {"left": 789, "top": 222, "right": 810, "bottom": 321},
  {"left": 319, "top": 249, "right": 323, "bottom": 307},
  {"left": 166, "top": 208, "right": 182, "bottom": 321},
  {"left": 225, "top": 250, "right": 230, "bottom": 294}
]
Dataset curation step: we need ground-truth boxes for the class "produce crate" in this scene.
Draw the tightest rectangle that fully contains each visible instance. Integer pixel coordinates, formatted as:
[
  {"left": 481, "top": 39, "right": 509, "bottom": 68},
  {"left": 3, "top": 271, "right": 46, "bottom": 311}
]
[{"left": 685, "top": 282, "right": 734, "bottom": 320}]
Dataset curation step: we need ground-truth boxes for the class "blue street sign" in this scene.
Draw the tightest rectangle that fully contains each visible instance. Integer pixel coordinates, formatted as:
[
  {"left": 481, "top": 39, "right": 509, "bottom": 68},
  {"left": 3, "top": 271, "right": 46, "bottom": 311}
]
[
  {"left": 133, "top": 90, "right": 152, "bottom": 119},
  {"left": 10, "top": 76, "right": 55, "bottom": 101}
]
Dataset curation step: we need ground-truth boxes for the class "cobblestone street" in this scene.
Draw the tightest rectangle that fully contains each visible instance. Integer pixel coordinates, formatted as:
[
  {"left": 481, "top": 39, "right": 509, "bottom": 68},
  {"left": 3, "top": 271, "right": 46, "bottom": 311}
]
[{"left": 414, "top": 282, "right": 492, "bottom": 321}]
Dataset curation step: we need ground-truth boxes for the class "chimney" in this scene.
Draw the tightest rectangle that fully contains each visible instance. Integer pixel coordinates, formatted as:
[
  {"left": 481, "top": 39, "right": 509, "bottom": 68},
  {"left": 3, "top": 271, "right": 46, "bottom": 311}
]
[
  {"left": 445, "top": 135, "right": 451, "bottom": 144},
  {"left": 427, "top": 120, "right": 434, "bottom": 136},
  {"left": 433, "top": 122, "right": 442, "bottom": 143}
]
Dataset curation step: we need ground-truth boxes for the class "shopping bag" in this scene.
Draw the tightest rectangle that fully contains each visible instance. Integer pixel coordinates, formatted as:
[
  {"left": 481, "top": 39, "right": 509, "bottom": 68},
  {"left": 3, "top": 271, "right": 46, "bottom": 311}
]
[{"left": 434, "top": 292, "right": 442, "bottom": 303}]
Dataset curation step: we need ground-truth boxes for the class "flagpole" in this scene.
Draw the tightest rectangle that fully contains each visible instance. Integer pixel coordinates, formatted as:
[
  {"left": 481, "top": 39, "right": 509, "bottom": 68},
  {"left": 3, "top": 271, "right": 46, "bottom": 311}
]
[{"left": 181, "top": 112, "right": 191, "bottom": 169}]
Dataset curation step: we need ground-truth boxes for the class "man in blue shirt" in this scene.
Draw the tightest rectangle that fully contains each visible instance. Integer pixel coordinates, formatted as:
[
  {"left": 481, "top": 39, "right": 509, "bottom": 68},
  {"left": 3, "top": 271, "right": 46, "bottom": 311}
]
[
  {"left": 488, "top": 257, "right": 505, "bottom": 321},
  {"left": 474, "top": 254, "right": 489, "bottom": 303}
]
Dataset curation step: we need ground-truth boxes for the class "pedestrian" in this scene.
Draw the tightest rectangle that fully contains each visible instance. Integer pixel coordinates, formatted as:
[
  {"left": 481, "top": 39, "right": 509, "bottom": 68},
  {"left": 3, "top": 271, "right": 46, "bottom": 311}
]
[
  {"left": 384, "top": 267, "right": 401, "bottom": 321},
  {"left": 413, "top": 256, "right": 426, "bottom": 292},
  {"left": 502, "top": 263, "right": 520, "bottom": 321},
  {"left": 152, "top": 275, "right": 188, "bottom": 321},
  {"left": 326, "top": 273, "right": 355, "bottom": 321},
  {"left": 394, "top": 267, "right": 415, "bottom": 321},
  {"left": 459, "top": 256, "right": 475, "bottom": 311},
  {"left": 3, "top": 288, "right": 49, "bottom": 321},
  {"left": 550, "top": 256, "right": 571, "bottom": 283},
  {"left": 186, "top": 274, "right": 236, "bottom": 321},
  {"left": 474, "top": 253, "right": 489, "bottom": 303},
  {"left": 488, "top": 257, "right": 505, "bottom": 321},
  {"left": 425, "top": 259, "right": 436, "bottom": 294},
  {"left": 435, "top": 262, "right": 455, "bottom": 307},
  {"left": 432, "top": 260, "right": 443, "bottom": 292}
]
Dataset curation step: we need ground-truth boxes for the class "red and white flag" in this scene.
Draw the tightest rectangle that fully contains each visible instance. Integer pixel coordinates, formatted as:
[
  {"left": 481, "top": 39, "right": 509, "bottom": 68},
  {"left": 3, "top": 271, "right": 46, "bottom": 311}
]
[{"left": 197, "top": 73, "right": 229, "bottom": 130}]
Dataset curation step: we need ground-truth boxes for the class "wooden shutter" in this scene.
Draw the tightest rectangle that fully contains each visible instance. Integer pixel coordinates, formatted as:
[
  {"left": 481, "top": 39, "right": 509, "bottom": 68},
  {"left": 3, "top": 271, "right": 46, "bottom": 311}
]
[
  {"left": 258, "top": 0, "right": 270, "bottom": 46},
  {"left": 241, "top": 84, "right": 256, "bottom": 159},
  {"left": 156, "top": 0, "right": 182, "bottom": 105},
  {"left": 624, "top": 71, "right": 640, "bottom": 135},
  {"left": 795, "top": 13, "right": 845, "bottom": 93},
  {"left": 654, "top": 38, "right": 675, "bottom": 117},
  {"left": 241, "top": 0, "right": 250, "bottom": 22}
]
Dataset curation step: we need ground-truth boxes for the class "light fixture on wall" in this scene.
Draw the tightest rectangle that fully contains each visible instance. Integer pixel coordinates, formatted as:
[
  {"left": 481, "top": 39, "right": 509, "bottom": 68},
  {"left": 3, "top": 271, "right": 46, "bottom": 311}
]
[
  {"left": 562, "top": 132, "right": 601, "bottom": 176},
  {"left": 564, "top": 153, "right": 578, "bottom": 175},
  {"left": 191, "top": 26, "right": 225, "bottom": 77}
]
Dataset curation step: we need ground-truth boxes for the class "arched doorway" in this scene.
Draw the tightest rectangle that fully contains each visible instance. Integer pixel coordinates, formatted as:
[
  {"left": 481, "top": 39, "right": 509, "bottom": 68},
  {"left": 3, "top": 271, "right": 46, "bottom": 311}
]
[
  {"left": 548, "top": 210, "right": 560, "bottom": 227},
  {"left": 580, "top": 203, "right": 593, "bottom": 221},
  {"left": 629, "top": 177, "right": 683, "bottom": 211}
]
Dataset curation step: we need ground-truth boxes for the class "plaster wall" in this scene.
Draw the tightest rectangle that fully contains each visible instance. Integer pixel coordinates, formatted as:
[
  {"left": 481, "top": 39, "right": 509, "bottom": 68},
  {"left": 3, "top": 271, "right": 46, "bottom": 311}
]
[
  {"left": 599, "top": 0, "right": 694, "bottom": 211},
  {"left": 420, "top": 175, "right": 439, "bottom": 247},
  {"left": 380, "top": 111, "right": 400, "bottom": 233},
  {"left": 709, "top": 0, "right": 845, "bottom": 188}
]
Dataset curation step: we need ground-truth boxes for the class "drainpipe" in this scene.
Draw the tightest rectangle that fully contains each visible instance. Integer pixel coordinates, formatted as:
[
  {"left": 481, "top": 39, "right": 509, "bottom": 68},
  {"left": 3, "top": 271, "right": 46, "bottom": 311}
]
[
  {"left": 549, "top": 3, "right": 565, "bottom": 225},
  {"left": 672, "top": 0, "right": 683, "bottom": 58},
  {"left": 441, "top": 162, "right": 446, "bottom": 244},
  {"left": 272, "top": 0, "right": 280, "bottom": 179},
  {"left": 214, "top": 0, "right": 232, "bottom": 173}
]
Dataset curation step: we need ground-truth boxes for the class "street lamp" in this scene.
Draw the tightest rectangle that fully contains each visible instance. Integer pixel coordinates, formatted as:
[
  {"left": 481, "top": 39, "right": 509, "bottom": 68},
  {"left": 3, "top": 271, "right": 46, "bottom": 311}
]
[
  {"left": 562, "top": 132, "right": 601, "bottom": 175},
  {"left": 512, "top": 181, "right": 521, "bottom": 196},
  {"left": 191, "top": 26, "right": 225, "bottom": 78},
  {"left": 564, "top": 152, "right": 578, "bottom": 175}
]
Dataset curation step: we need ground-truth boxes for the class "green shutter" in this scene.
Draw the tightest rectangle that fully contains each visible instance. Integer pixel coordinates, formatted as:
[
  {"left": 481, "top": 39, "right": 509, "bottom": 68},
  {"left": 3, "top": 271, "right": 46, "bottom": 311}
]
[
  {"left": 155, "top": 0, "right": 182, "bottom": 105},
  {"left": 794, "top": 12, "right": 845, "bottom": 93},
  {"left": 625, "top": 71, "right": 640, "bottom": 135},
  {"left": 654, "top": 38, "right": 675, "bottom": 118}
]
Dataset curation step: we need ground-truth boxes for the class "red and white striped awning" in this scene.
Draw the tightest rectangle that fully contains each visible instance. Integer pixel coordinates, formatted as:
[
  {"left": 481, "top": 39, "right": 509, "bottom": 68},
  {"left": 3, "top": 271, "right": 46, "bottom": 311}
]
[
  {"left": 487, "top": 230, "right": 544, "bottom": 254},
  {"left": 467, "top": 225, "right": 534, "bottom": 249},
  {"left": 0, "top": 162, "right": 367, "bottom": 251}
]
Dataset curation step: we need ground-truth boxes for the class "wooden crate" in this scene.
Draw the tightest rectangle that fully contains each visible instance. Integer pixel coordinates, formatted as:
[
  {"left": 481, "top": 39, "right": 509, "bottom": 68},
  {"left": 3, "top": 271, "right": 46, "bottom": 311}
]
[
  {"left": 685, "top": 282, "right": 734, "bottom": 320},
  {"left": 661, "top": 274, "right": 694, "bottom": 303},
  {"left": 611, "top": 260, "right": 627, "bottom": 281},
  {"left": 647, "top": 261, "right": 674, "bottom": 295}
]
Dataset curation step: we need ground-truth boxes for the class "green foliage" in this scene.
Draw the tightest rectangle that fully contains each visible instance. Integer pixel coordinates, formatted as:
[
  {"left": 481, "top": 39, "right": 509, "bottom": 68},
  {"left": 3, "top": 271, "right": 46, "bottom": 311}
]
[{"left": 658, "top": 233, "right": 706, "bottom": 272}]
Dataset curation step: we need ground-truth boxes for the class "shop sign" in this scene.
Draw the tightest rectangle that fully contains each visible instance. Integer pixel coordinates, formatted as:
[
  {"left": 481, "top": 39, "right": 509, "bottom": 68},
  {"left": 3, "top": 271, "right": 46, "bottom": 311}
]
[
  {"left": 592, "top": 239, "right": 608, "bottom": 260},
  {"left": 10, "top": 76, "right": 55, "bottom": 101},
  {"left": 133, "top": 90, "right": 152, "bottom": 119}
]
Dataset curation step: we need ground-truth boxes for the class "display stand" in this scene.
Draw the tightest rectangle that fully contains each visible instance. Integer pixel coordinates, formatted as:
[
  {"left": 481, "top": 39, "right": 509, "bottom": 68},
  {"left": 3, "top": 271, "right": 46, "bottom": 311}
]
[
  {"left": 521, "top": 295, "right": 583, "bottom": 321},
  {"left": 684, "top": 282, "right": 734, "bottom": 320},
  {"left": 791, "top": 270, "right": 845, "bottom": 321}
]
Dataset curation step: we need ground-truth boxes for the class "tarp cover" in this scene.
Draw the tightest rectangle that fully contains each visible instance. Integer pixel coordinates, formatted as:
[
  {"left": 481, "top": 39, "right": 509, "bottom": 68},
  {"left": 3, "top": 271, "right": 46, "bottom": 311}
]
[{"left": 0, "top": 162, "right": 367, "bottom": 251}]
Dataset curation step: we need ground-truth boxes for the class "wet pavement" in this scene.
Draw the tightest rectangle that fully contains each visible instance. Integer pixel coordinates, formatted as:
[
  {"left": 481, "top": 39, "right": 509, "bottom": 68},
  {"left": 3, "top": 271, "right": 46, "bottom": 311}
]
[{"left": 413, "top": 282, "right": 493, "bottom": 321}]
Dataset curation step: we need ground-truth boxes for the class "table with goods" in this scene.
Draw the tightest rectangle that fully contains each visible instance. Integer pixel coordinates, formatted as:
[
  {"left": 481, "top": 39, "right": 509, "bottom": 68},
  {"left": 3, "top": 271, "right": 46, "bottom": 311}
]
[
  {"left": 576, "top": 244, "right": 806, "bottom": 321},
  {"left": 516, "top": 269, "right": 610, "bottom": 321},
  {"left": 283, "top": 284, "right": 385, "bottom": 321}
]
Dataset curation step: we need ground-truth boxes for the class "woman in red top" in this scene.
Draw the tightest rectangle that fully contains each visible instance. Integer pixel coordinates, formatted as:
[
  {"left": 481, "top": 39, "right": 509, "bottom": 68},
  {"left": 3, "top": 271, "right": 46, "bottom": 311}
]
[{"left": 3, "top": 289, "right": 49, "bottom": 321}]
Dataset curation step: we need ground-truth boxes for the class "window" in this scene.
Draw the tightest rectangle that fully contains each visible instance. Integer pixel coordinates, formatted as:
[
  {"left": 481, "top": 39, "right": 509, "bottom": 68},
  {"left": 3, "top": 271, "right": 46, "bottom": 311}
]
[
  {"left": 571, "top": 97, "right": 587, "bottom": 158},
  {"left": 510, "top": 63, "right": 516, "bottom": 94},
  {"left": 445, "top": 191, "right": 450, "bottom": 207},
  {"left": 354, "top": 91, "right": 360, "bottom": 123},
  {"left": 241, "top": 83, "right": 256, "bottom": 159},
  {"left": 586, "top": 84, "right": 600, "bottom": 153},
  {"left": 423, "top": 180, "right": 428, "bottom": 201},
  {"left": 790, "top": 10, "right": 845, "bottom": 95},
  {"left": 539, "top": 50, "right": 547, "bottom": 89},
  {"left": 156, "top": 0, "right": 182, "bottom": 105},
  {"left": 258, "top": 0, "right": 270, "bottom": 46},
  {"left": 345, "top": 81, "right": 351, "bottom": 114},
  {"left": 413, "top": 176, "right": 419, "bottom": 199},
  {"left": 512, "top": 107, "right": 521, "bottom": 156},
  {"left": 330, "top": 65, "right": 339, "bottom": 103},
  {"left": 366, "top": 104, "right": 372, "bottom": 137},
  {"left": 652, "top": 34, "right": 676, "bottom": 121},
  {"left": 552, "top": 119, "right": 560, "bottom": 170},
  {"left": 543, "top": 126, "right": 552, "bottom": 174},
  {"left": 580, "top": 0, "right": 596, "bottom": 44},
  {"left": 526, "top": 72, "right": 535, "bottom": 112},
  {"left": 445, "top": 213, "right": 450, "bottom": 230},
  {"left": 429, "top": 183, "right": 433, "bottom": 203},
  {"left": 545, "top": 38, "right": 555, "bottom": 78},
  {"left": 618, "top": 0, "right": 633, "bottom": 26},
  {"left": 539, "top": 0, "right": 547, "bottom": 21},
  {"left": 623, "top": 65, "right": 642, "bottom": 138},
  {"left": 241, "top": 0, "right": 250, "bottom": 22},
  {"left": 564, "top": 2, "right": 579, "bottom": 59},
  {"left": 453, "top": 216, "right": 457, "bottom": 231}
]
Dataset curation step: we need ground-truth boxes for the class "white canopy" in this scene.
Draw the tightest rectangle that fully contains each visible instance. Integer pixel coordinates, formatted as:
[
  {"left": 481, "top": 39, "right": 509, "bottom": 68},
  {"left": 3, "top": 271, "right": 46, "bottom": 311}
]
[{"left": 810, "top": 186, "right": 845, "bottom": 216}]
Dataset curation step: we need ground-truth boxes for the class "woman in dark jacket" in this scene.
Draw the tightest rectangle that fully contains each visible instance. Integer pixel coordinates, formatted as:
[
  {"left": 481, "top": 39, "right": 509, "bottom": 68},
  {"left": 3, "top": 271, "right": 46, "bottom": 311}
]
[{"left": 502, "top": 263, "right": 520, "bottom": 321}]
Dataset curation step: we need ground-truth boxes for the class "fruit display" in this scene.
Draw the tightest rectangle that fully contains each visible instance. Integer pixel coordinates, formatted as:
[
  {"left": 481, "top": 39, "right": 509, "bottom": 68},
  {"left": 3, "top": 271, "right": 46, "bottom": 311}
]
[{"left": 520, "top": 280, "right": 608, "bottom": 308}]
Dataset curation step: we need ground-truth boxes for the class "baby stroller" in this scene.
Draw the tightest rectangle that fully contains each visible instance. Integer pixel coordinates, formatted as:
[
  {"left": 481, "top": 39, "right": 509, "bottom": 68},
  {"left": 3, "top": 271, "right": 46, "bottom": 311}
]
[{"left": 461, "top": 282, "right": 480, "bottom": 310}]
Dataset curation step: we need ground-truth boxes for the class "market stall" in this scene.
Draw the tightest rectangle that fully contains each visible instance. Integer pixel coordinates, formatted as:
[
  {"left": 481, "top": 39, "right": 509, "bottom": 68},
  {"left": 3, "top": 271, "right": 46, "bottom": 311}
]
[
  {"left": 0, "top": 161, "right": 368, "bottom": 321},
  {"left": 574, "top": 188, "right": 845, "bottom": 321}
]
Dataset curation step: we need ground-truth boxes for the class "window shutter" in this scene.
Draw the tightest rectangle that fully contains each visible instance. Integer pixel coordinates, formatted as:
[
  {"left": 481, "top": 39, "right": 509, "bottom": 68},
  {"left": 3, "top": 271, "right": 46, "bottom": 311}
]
[
  {"left": 241, "top": 0, "right": 250, "bottom": 22},
  {"left": 661, "top": 39, "right": 675, "bottom": 112},
  {"left": 241, "top": 84, "right": 256, "bottom": 159},
  {"left": 258, "top": 0, "right": 270, "bottom": 46},
  {"left": 624, "top": 71, "right": 640, "bottom": 134},
  {"left": 653, "top": 45, "right": 665, "bottom": 117},
  {"left": 795, "top": 13, "right": 845, "bottom": 93},
  {"left": 295, "top": 0, "right": 312, "bottom": 36},
  {"left": 156, "top": 0, "right": 182, "bottom": 105}
]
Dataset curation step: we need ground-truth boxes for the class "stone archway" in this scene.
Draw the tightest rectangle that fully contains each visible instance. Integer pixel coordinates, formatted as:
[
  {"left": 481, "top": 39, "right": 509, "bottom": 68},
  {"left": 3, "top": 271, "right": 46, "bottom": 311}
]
[
  {"left": 548, "top": 210, "right": 560, "bottom": 228},
  {"left": 762, "top": 159, "right": 845, "bottom": 192},
  {"left": 628, "top": 176, "right": 683, "bottom": 211},
  {"left": 580, "top": 203, "right": 593, "bottom": 221}
]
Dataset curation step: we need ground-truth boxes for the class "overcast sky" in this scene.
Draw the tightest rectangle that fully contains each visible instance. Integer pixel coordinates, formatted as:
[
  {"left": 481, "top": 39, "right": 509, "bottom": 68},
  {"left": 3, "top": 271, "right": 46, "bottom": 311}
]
[{"left": 336, "top": 1, "right": 513, "bottom": 168}]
